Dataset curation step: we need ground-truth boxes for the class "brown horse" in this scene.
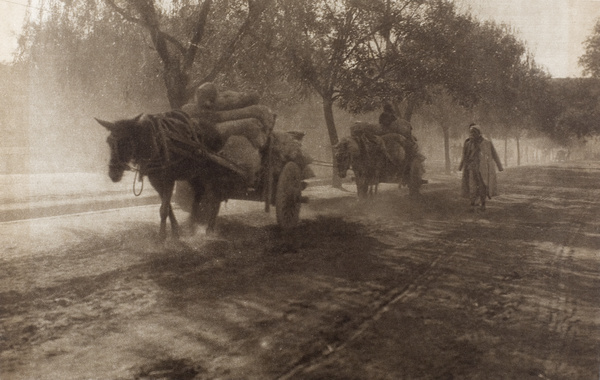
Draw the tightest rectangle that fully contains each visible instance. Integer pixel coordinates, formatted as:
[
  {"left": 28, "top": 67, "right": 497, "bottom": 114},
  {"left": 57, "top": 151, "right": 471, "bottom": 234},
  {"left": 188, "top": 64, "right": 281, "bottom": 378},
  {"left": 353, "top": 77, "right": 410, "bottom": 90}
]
[
  {"left": 95, "top": 110, "right": 223, "bottom": 240},
  {"left": 335, "top": 135, "right": 382, "bottom": 198},
  {"left": 334, "top": 133, "right": 423, "bottom": 198}
]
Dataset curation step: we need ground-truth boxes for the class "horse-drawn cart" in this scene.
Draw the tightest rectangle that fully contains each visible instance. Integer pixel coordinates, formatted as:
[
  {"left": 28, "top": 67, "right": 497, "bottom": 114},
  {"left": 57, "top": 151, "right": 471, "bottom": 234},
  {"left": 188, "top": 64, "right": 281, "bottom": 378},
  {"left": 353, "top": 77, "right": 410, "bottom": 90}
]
[
  {"left": 97, "top": 83, "right": 313, "bottom": 239},
  {"left": 334, "top": 121, "right": 426, "bottom": 199}
]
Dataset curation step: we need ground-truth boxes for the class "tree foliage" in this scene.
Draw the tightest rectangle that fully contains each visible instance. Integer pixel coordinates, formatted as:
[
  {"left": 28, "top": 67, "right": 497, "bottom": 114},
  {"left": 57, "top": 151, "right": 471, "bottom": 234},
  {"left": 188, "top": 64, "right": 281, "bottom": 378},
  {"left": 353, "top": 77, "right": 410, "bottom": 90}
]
[
  {"left": 580, "top": 20, "right": 600, "bottom": 78},
  {"left": 547, "top": 78, "right": 600, "bottom": 143},
  {"left": 19, "top": 0, "right": 272, "bottom": 109}
]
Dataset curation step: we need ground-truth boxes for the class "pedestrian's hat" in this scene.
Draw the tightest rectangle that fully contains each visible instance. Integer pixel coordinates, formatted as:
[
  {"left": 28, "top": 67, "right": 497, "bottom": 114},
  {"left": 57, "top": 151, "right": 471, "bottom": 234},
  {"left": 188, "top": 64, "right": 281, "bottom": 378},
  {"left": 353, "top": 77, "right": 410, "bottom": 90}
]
[{"left": 469, "top": 124, "right": 481, "bottom": 134}]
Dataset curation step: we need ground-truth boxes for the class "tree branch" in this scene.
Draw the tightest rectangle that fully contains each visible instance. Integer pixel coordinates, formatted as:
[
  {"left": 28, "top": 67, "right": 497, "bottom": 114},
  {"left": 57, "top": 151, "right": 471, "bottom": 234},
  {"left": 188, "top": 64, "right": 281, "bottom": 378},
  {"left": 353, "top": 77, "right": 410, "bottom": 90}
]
[
  {"left": 183, "top": 0, "right": 212, "bottom": 71},
  {"left": 200, "top": 0, "right": 268, "bottom": 84},
  {"left": 104, "top": 0, "right": 143, "bottom": 25},
  {"left": 104, "top": 0, "right": 186, "bottom": 56}
]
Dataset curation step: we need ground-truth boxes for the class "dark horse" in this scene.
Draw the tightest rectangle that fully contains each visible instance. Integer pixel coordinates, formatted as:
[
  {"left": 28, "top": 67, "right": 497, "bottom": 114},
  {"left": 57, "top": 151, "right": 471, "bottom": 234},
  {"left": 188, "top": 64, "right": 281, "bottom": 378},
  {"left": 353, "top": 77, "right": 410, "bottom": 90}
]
[
  {"left": 95, "top": 110, "right": 223, "bottom": 240},
  {"left": 334, "top": 133, "right": 424, "bottom": 198}
]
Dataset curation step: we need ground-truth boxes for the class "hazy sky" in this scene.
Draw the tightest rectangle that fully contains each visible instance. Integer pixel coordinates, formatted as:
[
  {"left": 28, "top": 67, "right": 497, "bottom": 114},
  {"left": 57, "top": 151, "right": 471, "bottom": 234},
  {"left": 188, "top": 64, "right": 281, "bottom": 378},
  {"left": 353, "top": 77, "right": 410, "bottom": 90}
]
[
  {"left": 1, "top": 0, "right": 600, "bottom": 77},
  {"left": 0, "top": 0, "right": 27, "bottom": 64},
  {"left": 458, "top": 0, "right": 600, "bottom": 77}
]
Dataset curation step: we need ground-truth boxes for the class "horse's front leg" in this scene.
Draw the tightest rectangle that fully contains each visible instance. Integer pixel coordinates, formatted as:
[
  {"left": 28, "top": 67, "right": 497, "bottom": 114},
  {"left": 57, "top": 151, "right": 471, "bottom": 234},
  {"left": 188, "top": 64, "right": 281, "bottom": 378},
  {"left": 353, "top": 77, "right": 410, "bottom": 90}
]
[
  {"left": 158, "top": 198, "right": 169, "bottom": 240},
  {"left": 155, "top": 182, "right": 179, "bottom": 241},
  {"left": 189, "top": 177, "right": 205, "bottom": 235},
  {"left": 164, "top": 181, "right": 179, "bottom": 239}
]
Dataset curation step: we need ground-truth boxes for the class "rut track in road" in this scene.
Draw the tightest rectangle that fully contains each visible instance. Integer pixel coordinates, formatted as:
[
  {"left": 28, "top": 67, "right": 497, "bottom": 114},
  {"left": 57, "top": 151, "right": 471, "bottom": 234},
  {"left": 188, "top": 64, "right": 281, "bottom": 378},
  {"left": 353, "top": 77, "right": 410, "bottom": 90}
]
[
  {"left": 491, "top": 165, "right": 600, "bottom": 378},
  {"left": 278, "top": 239, "right": 458, "bottom": 379},
  {"left": 515, "top": 175, "right": 592, "bottom": 376}
]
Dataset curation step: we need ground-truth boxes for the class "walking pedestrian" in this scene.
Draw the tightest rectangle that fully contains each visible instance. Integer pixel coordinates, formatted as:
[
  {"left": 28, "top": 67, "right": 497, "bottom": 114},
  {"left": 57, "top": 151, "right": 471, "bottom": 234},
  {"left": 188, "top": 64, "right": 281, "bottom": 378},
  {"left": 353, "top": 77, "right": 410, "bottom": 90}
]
[{"left": 458, "top": 124, "right": 503, "bottom": 211}]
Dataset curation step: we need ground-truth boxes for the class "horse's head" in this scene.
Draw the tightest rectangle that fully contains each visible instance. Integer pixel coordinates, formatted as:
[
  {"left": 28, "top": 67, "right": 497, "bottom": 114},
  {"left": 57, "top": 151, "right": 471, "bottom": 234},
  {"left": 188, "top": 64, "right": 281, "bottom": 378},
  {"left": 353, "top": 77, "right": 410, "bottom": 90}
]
[
  {"left": 95, "top": 114, "right": 145, "bottom": 182},
  {"left": 334, "top": 137, "right": 357, "bottom": 179}
]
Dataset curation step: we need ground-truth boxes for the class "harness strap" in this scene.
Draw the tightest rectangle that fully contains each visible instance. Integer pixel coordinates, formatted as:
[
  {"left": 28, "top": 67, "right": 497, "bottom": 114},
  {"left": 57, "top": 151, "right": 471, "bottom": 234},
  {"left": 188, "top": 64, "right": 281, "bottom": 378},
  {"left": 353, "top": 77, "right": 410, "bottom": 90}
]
[
  {"left": 154, "top": 117, "right": 172, "bottom": 162},
  {"left": 134, "top": 111, "right": 211, "bottom": 178}
]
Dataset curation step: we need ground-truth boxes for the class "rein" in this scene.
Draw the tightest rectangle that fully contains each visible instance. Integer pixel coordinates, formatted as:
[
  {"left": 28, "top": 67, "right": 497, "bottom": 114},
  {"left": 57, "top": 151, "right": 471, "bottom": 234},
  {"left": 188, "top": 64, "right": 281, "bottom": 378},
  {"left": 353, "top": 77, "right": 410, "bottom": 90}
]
[
  {"left": 132, "top": 166, "right": 144, "bottom": 196},
  {"left": 125, "top": 160, "right": 188, "bottom": 197},
  {"left": 126, "top": 161, "right": 183, "bottom": 197}
]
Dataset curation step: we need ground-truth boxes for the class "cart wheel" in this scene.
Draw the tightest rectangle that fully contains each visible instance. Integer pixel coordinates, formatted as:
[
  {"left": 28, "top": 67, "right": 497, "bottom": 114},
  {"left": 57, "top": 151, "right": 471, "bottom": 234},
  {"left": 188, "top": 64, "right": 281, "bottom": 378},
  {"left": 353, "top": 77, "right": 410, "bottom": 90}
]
[{"left": 275, "top": 162, "right": 302, "bottom": 229}]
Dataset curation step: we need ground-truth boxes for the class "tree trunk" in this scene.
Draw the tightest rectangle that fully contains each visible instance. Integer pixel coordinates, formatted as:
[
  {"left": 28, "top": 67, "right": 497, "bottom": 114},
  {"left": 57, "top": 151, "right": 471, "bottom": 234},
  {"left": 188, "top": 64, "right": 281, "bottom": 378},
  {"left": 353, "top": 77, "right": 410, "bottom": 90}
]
[
  {"left": 403, "top": 97, "right": 417, "bottom": 122},
  {"left": 164, "top": 64, "right": 189, "bottom": 109},
  {"left": 504, "top": 136, "right": 508, "bottom": 168},
  {"left": 516, "top": 135, "right": 521, "bottom": 166},
  {"left": 442, "top": 124, "right": 451, "bottom": 174},
  {"left": 136, "top": 9, "right": 189, "bottom": 109},
  {"left": 117, "top": 0, "right": 264, "bottom": 110},
  {"left": 322, "top": 96, "right": 342, "bottom": 188}
]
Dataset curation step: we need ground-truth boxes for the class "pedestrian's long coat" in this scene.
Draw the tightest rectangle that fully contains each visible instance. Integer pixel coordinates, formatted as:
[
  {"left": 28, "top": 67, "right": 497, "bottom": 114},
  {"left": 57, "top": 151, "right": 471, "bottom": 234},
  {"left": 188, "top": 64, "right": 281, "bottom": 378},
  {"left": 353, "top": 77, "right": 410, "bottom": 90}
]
[{"left": 459, "top": 137, "right": 503, "bottom": 198}]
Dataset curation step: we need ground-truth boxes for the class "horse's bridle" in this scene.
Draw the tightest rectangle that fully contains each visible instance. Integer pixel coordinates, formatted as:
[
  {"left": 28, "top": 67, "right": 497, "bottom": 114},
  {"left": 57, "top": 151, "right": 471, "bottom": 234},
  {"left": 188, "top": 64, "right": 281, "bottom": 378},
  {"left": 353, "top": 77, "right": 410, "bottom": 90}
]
[
  {"left": 107, "top": 131, "right": 164, "bottom": 173},
  {"left": 107, "top": 135, "right": 136, "bottom": 173},
  {"left": 106, "top": 116, "right": 191, "bottom": 196}
]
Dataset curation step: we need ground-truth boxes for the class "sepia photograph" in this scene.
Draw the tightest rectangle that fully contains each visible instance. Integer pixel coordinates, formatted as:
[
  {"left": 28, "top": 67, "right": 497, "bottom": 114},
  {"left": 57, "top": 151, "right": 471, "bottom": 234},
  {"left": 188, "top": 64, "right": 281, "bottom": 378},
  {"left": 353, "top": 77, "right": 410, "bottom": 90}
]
[{"left": 0, "top": 0, "right": 599, "bottom": 378}]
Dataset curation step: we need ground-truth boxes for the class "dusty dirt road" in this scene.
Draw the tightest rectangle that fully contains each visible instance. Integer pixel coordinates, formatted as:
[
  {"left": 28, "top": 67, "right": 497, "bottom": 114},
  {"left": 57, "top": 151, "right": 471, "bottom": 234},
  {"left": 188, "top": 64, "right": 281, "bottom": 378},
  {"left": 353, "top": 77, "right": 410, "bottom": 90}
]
[{"left": 0, "top": 163, "right": 598, "bottom": 379}]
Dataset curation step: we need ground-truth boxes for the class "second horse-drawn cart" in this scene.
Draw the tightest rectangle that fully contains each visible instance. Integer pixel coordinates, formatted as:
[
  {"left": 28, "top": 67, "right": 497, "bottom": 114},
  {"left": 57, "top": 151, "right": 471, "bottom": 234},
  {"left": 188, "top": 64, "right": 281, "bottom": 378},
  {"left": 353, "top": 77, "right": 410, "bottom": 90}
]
[{"left": 334, "top": 120, "right": 426, "bottom": 199}]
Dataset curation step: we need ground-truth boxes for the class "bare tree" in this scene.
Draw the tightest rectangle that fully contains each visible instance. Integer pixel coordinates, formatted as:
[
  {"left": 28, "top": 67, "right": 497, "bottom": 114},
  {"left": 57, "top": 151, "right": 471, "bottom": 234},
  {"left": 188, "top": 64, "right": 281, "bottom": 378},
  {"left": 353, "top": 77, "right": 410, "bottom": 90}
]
[{"left": 103, "top": 0, "right": 269, "bottom": 108}]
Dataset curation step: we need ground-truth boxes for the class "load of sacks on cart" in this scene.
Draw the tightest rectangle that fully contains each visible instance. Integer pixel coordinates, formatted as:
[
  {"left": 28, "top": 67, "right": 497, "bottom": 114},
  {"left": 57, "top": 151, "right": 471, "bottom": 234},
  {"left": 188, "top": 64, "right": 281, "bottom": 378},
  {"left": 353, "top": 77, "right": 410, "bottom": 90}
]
[{"left": 181, "top": 82, "right": 314, "bottom": 185}]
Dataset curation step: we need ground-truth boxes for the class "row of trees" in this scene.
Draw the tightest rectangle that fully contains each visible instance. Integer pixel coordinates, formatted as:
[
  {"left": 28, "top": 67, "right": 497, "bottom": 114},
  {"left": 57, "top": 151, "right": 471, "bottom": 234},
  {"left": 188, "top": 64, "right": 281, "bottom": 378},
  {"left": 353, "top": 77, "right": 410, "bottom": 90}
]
[{"left": 10, "top": 0, "right": 600, "bottom": 174}]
